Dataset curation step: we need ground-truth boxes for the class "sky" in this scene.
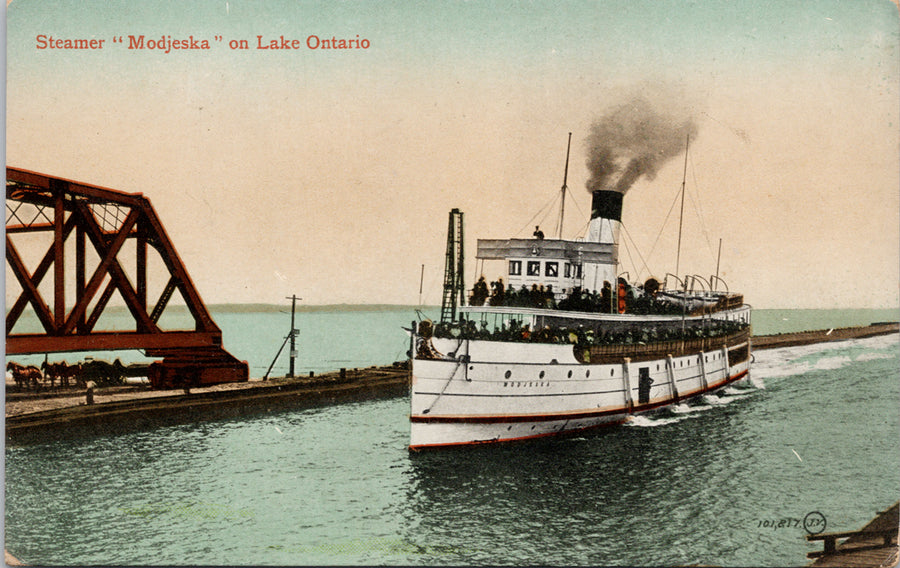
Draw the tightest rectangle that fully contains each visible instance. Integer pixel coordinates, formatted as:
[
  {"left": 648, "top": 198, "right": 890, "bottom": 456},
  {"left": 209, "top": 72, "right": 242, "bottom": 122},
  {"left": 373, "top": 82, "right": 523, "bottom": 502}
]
[{"left": 5, "top": 0, "right": 900, "bottom": 309}]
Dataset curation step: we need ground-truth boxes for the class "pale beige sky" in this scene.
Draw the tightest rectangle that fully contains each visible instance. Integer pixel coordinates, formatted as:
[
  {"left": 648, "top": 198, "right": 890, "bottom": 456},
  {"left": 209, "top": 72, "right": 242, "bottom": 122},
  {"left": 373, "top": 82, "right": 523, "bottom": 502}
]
[{"left": 6, "top": 1, "right": 899, "bottom": 309}]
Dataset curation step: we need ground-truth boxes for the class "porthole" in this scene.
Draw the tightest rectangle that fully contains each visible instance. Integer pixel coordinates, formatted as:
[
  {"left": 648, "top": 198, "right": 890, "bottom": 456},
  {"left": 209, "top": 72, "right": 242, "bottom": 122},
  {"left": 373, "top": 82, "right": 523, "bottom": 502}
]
[
  {"left": 586, "top": 370, "right": 591, "bottom": 378},
  {"left": 610, "top": 368, "right": 614, "bottom": 376},
  {"left": 539, "top": 371, "right": 545, "bottom": 379},
  {"left": 567, "top": 370, "right": 573, "bottom": 378},
  {"left": 505, "top": 370, "right": 512, "bottom": 379}
]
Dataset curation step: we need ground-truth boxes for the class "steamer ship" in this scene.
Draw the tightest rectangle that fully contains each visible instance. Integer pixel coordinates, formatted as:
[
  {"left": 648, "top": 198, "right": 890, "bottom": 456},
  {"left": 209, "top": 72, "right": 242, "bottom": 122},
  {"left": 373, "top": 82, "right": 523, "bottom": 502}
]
[{"left": 408, "top": 134, "right": 751, "bottom": 450}]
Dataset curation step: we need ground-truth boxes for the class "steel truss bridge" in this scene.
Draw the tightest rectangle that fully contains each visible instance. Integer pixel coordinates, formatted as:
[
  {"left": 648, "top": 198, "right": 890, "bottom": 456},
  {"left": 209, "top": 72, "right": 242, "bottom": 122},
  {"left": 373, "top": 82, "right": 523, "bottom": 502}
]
[{"left": 6, "top": 167, "right": 247, "bottom": 388}]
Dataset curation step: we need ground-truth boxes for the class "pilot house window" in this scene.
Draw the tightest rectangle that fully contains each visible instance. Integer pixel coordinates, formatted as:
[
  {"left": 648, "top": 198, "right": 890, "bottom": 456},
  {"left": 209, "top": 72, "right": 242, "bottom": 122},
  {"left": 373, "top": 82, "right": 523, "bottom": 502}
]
[
  {"left": 545, "top": 262, "right": 559, "bottom": 277},
  {"left": 509, "top": 260, "right": 522, "bottom": 276},
  {"left": 527, "top": 261, "right": 541, "bottom": 276}
]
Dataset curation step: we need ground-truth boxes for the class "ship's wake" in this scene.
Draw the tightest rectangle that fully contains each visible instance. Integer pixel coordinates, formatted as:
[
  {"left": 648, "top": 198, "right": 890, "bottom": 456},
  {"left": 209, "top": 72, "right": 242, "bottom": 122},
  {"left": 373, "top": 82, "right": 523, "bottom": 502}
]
[
  {"left": 626, "top": 385, "right": 759, "bottom": 428},
  {"left": 751, "top": 333, "right": 898, "bottom": 382},
  {"left": 614, "top": 334, "right": 896, "bottom": 430}
]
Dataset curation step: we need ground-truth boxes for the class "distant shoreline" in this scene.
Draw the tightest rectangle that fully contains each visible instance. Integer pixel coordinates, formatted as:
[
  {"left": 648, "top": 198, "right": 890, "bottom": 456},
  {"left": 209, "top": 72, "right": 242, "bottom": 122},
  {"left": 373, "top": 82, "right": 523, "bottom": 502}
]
[{"left": 7, "top": 304, "right": 899, "bottom": 317}]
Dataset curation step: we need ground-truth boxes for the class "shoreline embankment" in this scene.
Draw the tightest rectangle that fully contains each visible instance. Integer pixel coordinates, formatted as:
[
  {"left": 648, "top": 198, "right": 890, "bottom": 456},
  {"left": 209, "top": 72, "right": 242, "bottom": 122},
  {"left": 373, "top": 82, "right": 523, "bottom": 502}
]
[{"left": 6, "top": 323, "right": 897, "bottom": 446}]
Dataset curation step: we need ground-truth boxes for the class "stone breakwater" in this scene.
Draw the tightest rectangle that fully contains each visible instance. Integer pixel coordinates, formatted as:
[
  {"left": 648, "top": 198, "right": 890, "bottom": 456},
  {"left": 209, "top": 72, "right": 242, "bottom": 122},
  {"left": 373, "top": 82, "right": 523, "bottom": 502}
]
[
  {"left": 751, "top": 322, "right": 898, "bottom": 350},
  {"left": 6, "top": 365, "right": 409, "bottom": 446}
]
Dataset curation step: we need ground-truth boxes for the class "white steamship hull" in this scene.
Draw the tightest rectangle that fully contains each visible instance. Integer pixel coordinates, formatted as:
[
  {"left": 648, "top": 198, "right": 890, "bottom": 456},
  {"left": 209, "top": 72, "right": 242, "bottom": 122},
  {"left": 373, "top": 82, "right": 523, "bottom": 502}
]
[
  {"left": 411, "top": 132, "right": 753, "bottom": 449},
  {"left": 409, "top": 325, "right": 751, "bottom": 450}
]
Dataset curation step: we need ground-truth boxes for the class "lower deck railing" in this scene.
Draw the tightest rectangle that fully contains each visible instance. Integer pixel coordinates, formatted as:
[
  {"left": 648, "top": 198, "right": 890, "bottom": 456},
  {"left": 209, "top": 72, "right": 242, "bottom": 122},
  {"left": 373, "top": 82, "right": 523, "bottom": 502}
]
[{"left": 577, "top": 329, "right": 751, "bottom": 364}]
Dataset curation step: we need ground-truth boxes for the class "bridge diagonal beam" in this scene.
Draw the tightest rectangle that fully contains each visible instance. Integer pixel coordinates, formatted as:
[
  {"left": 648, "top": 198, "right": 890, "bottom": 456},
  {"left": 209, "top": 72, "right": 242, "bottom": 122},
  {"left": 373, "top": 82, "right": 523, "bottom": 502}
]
[
  {"left": 62, "top": 202, "right": 157, "bottom": 335},
  {"left": 52, "top": 180, "right": 65, "bottom": 328},
  {"left": 150, "top": 276, "right": 179, "bottom": 324},
  {"left": 84, "top": 278, "right": 119, "bottom": 333},
  {"left": 6, "top": 236, "right": 55, "bottom": 333},
  {"left": 139, "top": 200, "right": 219, "bottom": 332},
  {"left": 5, "top": 214, "right": 78, "bottom": 334}
]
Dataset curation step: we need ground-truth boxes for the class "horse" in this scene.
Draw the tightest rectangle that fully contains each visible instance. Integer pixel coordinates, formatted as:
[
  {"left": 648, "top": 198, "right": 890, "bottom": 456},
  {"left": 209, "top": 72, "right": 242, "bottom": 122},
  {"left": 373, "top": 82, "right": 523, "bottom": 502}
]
[
  {"left": 78, "top": 359, "right": 126, "bottom": 387},
  {"left": 41, "top": 361, "right": 82, "bottom": 388},
  {"left": 7, "top": 361, "right": 44, "bottom": 391},
  {"left": 40, "top": 361, "right": 58, "bottom": 389},
  {"left": 60, "top": 362, "right": 82, "bottom": 388}
]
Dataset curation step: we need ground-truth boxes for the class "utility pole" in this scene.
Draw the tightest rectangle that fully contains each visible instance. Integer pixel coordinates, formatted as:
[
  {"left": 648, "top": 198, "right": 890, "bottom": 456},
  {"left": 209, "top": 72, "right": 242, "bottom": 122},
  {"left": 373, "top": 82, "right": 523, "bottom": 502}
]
[{"left": 287, "top": 294, "right": 299, "bottom": 378}]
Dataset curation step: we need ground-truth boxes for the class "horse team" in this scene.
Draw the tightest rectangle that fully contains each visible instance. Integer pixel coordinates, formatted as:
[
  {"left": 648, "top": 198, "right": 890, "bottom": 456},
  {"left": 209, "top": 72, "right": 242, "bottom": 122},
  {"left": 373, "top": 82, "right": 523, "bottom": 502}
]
[{"left": 6, "top": 359, "right": 129, "bottom": 391}]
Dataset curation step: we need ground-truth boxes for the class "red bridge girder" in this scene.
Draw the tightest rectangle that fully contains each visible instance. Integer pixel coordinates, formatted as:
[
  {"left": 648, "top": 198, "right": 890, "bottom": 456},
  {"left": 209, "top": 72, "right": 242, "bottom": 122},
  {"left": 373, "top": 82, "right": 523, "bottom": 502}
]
[{"left": 6, "top": 167, "right": 247, "bottom": 388}]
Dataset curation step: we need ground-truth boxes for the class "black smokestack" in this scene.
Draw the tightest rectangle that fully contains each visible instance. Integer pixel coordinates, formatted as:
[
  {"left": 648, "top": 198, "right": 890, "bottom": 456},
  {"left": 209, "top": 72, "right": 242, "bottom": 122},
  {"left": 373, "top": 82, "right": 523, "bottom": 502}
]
[
  {"left": 591, "top": 190, "right": 623, "bottom": 221},
  {"left": 585, "top": 96, "right": 697, "bottom": 196}
]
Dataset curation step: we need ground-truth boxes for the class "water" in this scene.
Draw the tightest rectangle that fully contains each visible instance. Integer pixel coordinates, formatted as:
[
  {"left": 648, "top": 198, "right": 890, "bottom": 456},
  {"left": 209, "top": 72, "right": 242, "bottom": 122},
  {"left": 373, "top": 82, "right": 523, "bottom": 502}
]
[{"left": 5, "top": 307, "right": 899, "bottom": 566}]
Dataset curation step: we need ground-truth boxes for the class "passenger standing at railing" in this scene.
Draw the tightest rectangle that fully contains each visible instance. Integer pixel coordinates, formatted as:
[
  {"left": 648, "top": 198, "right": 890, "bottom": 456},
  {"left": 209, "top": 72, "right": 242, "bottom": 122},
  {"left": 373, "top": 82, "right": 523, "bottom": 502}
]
[
  {"left": 470, "top": 276, "right": 489, "bottom": 306},
  {"left": 601, "top": 282, "right": 612, "bottom": 313}
]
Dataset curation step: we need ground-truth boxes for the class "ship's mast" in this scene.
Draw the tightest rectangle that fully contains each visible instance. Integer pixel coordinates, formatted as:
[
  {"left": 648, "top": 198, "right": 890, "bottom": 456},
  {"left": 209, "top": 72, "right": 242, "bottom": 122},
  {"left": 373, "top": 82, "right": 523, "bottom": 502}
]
[
  {"left": 557, "top": 132, "right": 572, "bottom": 240},
  {"left": 675, "top": 134, "right": 690, "bottom": 281}
]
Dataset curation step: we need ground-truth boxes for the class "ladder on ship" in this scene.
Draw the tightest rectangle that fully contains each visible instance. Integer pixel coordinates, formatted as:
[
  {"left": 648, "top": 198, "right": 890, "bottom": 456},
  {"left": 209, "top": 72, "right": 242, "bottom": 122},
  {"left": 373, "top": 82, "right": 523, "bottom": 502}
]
[{"left": 440, "top": 208, "right": 465, "bottom": 323}]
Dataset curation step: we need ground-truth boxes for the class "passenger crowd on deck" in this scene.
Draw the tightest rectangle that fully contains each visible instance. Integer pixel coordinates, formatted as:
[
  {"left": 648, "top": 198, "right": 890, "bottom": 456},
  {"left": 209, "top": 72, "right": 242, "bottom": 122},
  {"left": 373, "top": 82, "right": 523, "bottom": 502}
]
[
  {"left": 431, "top": 317, "right": 749, "bottom": 346},
  {"left": 468, "top": 275, "right": 686, "bottom": 315}
]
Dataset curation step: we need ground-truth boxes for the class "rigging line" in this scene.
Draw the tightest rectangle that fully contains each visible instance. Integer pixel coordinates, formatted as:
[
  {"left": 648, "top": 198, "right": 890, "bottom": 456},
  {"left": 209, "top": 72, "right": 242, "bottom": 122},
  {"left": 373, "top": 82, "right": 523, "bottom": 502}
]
[
  {"left": 569, "top": 217, "right": 591, "bottom": 241},
  {"left": 619, "top": 222, "right": 652, "bottom": 281},
  {"left": 643, "top": 184, "right": 684, "bottom": 270},
  {"left": 552, "top": 176, "right": 572, "bottom": 239},
  {"left": 686, "top": 186, "right": 717, "bottom": 265},
  {"left": 685, "top": 160, "right": 718, "bottom": 264},
  {"left": 538, "top": 194, "right": 562, "bottom": 236},
  {"left": 552, "top": 205, "right": 562, "bottom": 239},
  {"left": 618, "top": 226, "right": 639, "bottom": 282},
  {"left": 422, "top": 343, "right": 467, "bottom": 414},
  {"left": 558, "top": 188, "right": 592, "bottom": 240},
  {"left": 563, "top": 186, "right": 589, "bottom": 235},
  {"left": 513, "top": 191, "right": 560, "bottom": 239}
]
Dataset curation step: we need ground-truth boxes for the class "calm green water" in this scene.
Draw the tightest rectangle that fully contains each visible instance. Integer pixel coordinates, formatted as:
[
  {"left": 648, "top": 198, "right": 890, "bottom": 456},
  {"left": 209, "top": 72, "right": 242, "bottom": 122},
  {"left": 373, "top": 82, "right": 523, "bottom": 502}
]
[{"left": 4, "top": 307, "right": 899, "bottom": 566}]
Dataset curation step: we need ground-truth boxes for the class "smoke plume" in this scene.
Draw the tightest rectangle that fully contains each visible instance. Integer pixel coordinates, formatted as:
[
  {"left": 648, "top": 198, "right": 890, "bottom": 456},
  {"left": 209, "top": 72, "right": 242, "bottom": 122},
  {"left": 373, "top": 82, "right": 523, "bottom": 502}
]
[{"left": 585, "top": 97, "right": 698, "bottom": 194}]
